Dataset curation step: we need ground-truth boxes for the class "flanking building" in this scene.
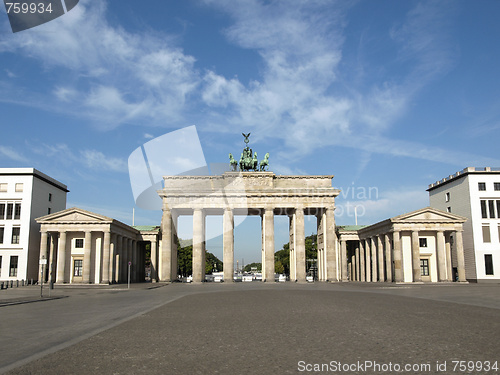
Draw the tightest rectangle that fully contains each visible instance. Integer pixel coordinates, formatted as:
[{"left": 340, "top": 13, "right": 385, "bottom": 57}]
[
  {"left": 0, "top": 168, "right": 68, "bottom": 282},
  {"left": 338, "top": 208, "right": 467, "bottom": 283},
  {"left": 428, "top": 167, "right": 500, "bottom": 282}
]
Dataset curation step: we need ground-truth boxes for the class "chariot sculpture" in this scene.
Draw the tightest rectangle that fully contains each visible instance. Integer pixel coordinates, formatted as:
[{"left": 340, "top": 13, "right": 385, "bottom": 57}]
[{"left": 229, "top": 133, "right": 270, "bottom": 172}]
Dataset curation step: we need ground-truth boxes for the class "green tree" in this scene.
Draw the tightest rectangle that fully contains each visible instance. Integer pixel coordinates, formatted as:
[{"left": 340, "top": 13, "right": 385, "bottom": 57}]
[
  {"left": 205, "top": 251, "right": 223, "bottom": 274},
  {"left": 243, "top": 262, "right": 262, "bottom": 272},
  {"left": 275, "top": 234, "right": 317, "bottom": 276}
]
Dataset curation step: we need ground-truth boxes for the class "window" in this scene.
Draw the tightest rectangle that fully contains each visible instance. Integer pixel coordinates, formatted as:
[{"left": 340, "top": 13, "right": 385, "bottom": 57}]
[
  {"left": 420, "top": 259, "right": 429, "bottom": 276},
  {"left": 447, "top": 207, "right": 451, "bottom": 213},
  {"left": 445, "top": 192, "right": 450, "bottom": 202},
  {"left": 478, "top": 182, "right": 486, "bottom": 191},
  {"left": 14, "top": 203, "right": 21, "bottom": 220},
  {"left": 0, "top": 256, "right": 2, "bottom": 277},
  {"left": 419, "top": 238, "right": 427, "bottom": 247},
  {"left": 482, "top": 225, "right": 491, "bottom": 243},
  {"left": 48, "top": 193, "right": 52, "bottom": 202},
  {"left": 495, "top": 183, "right": 500, "bottom": 191},
  {"left": 9, "top": 256, "right": 18, "bottom": 277},
  {"left": 0, "top": 203, "right": 4, "bottom": 219},
  {"left": 489, "top": 200, "right": 496, "bottom": 219},
  {"left": 15, "top": 183, "right": 23, "bottom": 192},
  {"left": 75, "top": 239, "right": 84, "bottom": 248},
  {"left": 0, "top": 183, "right": 7, "bottom": 192},
  {"left": 481, "top": 200, "right": 488, "bottom": 219},
  {"left": 47, "top": 208, "right": 51, "bottom": 215},
  {"left": 6, "top": 203, "right": 13, "bottom": 220},
  {"left": 485, "top": 255, "right": 494, "bottom": 275},
  {"left": 0, "top": 227, "right": 3, "bottom": 244},
  {"left": 74, "top": 259, "right": 83, "bottom": 276},
  {"left": 11, "top": 227, "right": 20, "bottom": 244}
]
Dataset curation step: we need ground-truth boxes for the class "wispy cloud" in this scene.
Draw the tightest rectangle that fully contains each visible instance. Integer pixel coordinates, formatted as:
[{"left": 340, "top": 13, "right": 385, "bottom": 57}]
[{"left": 0, "top": 146, "right": 28, "bottom": 162}]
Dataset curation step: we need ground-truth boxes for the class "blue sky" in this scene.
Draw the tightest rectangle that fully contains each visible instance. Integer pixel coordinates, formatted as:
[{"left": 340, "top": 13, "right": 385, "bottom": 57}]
[{"left": 1, "top": 0, "right": 500, "bottom": 263}]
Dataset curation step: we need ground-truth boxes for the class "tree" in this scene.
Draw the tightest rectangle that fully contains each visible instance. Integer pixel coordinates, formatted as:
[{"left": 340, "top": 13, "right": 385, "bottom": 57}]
[
  {"left": 243, "top": 262, "right": 261, "bottom": 272},
  {"left": 205, "top": 251, "right": 223, "bottom": 274},
  {"left": 275, "top": 234, "right": 317, "bottom": 276}
]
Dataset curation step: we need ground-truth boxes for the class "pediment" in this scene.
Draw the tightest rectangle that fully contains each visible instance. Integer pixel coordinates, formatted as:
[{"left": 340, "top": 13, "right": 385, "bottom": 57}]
[
  {"left": 392, "top": 207, "right": 466, "bottom": 223},
  {"left": 37, "top": 207, "right": 112, "bottom": 223}
]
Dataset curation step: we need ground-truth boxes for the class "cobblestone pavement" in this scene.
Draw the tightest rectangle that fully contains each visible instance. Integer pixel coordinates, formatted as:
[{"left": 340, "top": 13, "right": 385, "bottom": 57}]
[{"left": 1, "top": 282, "right": 499, "bottom": 375}]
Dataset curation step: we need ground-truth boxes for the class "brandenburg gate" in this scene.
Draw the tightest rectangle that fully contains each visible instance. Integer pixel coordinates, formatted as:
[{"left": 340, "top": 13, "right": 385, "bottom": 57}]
[{"left": 158, "top": 172, "right": 340, "bottom": 283}]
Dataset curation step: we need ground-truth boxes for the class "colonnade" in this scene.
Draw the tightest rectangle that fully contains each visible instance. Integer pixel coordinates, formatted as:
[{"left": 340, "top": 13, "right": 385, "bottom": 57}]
[
  {"left": 39, "top": 229, "right": 144, "bottom": 284},
  {"left": 159, "top": 206, "right": 338, "bottom": 283},
  {"left": 345, "top": 229, "right": 466, "bottom": 283}
]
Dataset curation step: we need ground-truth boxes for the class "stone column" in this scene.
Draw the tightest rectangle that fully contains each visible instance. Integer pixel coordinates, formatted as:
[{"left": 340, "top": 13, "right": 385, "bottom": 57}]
[
  {"left": 294, "top": 207, "right": 305, "bottom": 283},
  {"left": 315, "top": 211, "right": 323, "bottom": 281},
  {"left": 341, "top": 239, "right": 348, "bottom": 282},
  {"left": 192, "top": 209, "right": 205, "bottom": 283},
  {"left": 436, "top": 230, "right": 447, "bottom": 282},
  {"left": 359, "top": 240, "right": 365, "bottom": 282},
  {"left": 83, "top": 231, "right": 92, "bottom": 283},
  {"left": 325, "top": 208, "right": 337, "bottom": 281},
  {"left": 39, "top": 230, "right": 48, "bottom": 282},
  {"left": 161, "top": 206, "right": 173, "bottom": 282},
  {"left": 171, "top": 211, "right": 178, "bottom": 281},
  {"left": 56, "top": 231, "right": 67, "bottom": 283},
  {"left": 365, "top": 238, "right": 371, "bottom": 282},
  {"left": 455, "top": 230, "right": 467, "bottom": 282},
  {"left": 223, "top": 208, "right": 234, "bottom": 282},
  {"left": 384, "top": 234, "right": 392, "bottom": 282},
  {"left": 371, "top": 237, "right": 377, "bottom": 282},
  {"left": 445, "top": 232, "right": 453, "bottom": 281},
  {"left": 355, "top": 246, "right": 360, "bottom": 281},
  {"left": 115, "top": 235, "right": 121, "bottom": 283},
  {"left": 151, "top": 238, "right": 158, "bottom": 282},
  {"left": 48, "top": 233, "right": 56, "bottom": 283},
  {"left": 102, "top": 230, "right": 111, "bottom": 284},
  {"left": 393, "top": 231, "right": 403, "bottom": 282},
  {"left": 289, "top": 213, "right": 296, "bottom": 281},
  {"left": 377, "top": 235, "right": 384, "bottom": 282},
  {"left": 261, "top": 208, "right": 275, "bottom": 282},
  {"left": 411, "top": 230, "right": 421, "bottom": 282},
  {"left": 109, "top": 234, "right": 116, "bottom": 283}
]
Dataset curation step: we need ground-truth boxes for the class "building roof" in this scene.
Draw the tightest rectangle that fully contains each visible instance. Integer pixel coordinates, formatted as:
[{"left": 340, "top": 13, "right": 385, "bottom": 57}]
[
  {"left": 336, "top": 225, "right": 368, "bottom": 232},
  {"left": 427, "top": 167, "right": 500, "bottom": 191},
  {"left": 132, "top": 225, "right": 160, "bottom": 232},
  {"left": 0, "top": 168, "right": 69, "bottom": 192}
]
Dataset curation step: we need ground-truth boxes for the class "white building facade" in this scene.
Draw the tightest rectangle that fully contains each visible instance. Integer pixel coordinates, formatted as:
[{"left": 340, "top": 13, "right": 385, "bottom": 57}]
[
  {"left": 428, "top": 167, "right": 500, "bottom": 282},
  {"left": 0, "top": 168, "right": 67, "bottom": 282}
]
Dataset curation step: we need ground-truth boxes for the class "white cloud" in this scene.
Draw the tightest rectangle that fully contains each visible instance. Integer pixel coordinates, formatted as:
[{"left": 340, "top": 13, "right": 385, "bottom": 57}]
[
  {"left": 80, "top": 150, "right": 127, "bottom": 172},
  {"left": 0, "top": 146, "right": 28, "bottom": 162}
]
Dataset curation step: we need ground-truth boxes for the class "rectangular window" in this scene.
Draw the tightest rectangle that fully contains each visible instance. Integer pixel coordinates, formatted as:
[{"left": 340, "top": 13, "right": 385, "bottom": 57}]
[
  {"left": 489, "top": 200, "right": 496, "bottom": 219},
  {"left": 0, "top": 256, "right": 2, "bottom": 277},
  {"left": 0, "top": 183, "right": 7, "bottom": 192},
  {"left": 14, "top": 203, "right": 21, "bottom": 220},
  {"left": 9, "top": 256, "right": 18, "bottom": 277},
  {"left": 478, "top": 182, "right": 486, "bottom": 191},
  {"left": 445, "top": 192, "right": 450, "bottom": 202},
  {"left": 495, "top": 183, "right": 500, "bottom": 191},
  {"left": 481, "top": 200, "right": 488, "bottom": 219},
  {"left": 485, "top": 255, "right": 494, "bottom": 275},
  {"left": 497, "top": 201, "right": 500, "bottom": 219},
  {"left": 0, "top": 227, "right": 3, "bottom": 244},
  {"left": 47, "top": 208, "right": 51, "bottom": 215},
  {"left": 75, "top": 239, "right": 84, "bottom": 248},
  {"left": 420, "top": 259, "right": 429, "bottom": 276},
  {"left": 6, "top": 203, "right": 13, "bottom": 220},
  {"left": 0, "top": 203, "right": 4, "bottom": 219},
  {"left": 419, "top": 238, "right": 427, "bottom": 247},
  {"left": 48, "top": 193, "right": 52, "bottom": 202},
  {"left": 11, "top": 227, "right": 20, "bottom": 244},
  {"left": 15, "top": 183, "right": 23, "bottom": 192},
  {"left": 447, "top": 207, "right": 451, "bottom": 213},
  {"left": 482, "top": 225, "right": 491, "bottom": 243},
  {"left": 74, "top": 259, "right": 83, "bottom": 276}
]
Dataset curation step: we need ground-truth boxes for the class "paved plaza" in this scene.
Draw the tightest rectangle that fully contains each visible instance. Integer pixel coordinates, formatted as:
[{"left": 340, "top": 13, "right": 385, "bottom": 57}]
[{"left": 1, "top": 282, "right": 499, "bottom": 375}]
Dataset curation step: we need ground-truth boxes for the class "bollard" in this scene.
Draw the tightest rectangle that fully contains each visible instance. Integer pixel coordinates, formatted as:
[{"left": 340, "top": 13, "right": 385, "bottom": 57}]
[
  {"left": 0, "top": 282, "right": 3, "bottom": 290},
  {"left": 10, "top": 280, "right": 13, "bottom": 288},
  {"left": 16, "top": 280, "right": 19, "bottom": 288},
  {"left": 22, "top": 279, "right": 25, "bottom": 287}
]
